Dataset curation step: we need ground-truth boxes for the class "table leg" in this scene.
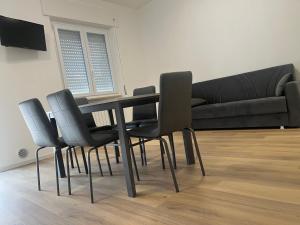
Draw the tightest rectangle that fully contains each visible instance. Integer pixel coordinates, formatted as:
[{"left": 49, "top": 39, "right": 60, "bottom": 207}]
[
  {"left": 115, "top": 105, "right": 136, "bottom": 197},
  {"left": 50, "top": 117, "right": 66, "bottom": 178},
  {"left": 182, "top": 129, "right": 195, "bottom": 165},
  {"left": 108, "top": 110, "right": 120, "bottom": 163}
]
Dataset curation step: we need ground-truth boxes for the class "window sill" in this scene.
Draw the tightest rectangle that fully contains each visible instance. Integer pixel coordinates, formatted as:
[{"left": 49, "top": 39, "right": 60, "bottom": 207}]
[{"left": 87, "top": 93, "right": 122, "bottom": 102}]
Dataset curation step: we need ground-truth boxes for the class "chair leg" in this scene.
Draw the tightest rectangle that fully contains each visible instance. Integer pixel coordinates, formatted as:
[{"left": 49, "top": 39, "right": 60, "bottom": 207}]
[
  {"left": 160, "top": 138, "right": 179, "bottom": 192},
  {"left": 69, "top": 148, "right": 75, "bottom": 169},
  {"left": 54, "top": 150, "right": 60, "bottom": 196},
  {"left": 36, "top": 147, "right": 44, "bottom": 191},
  {"left": 189, "top": 129, "right": 206, "bottom": 176},
  {"left": 129, "top": 138, "right": 140, "bottom": 181},
  {"left": 159, "top": 140, "right": 165, "bottom": 170},
  {"left": 88, "top": 148, "right": 95, "bottom": 203},
  {"left": 80, "top": 147, "right": 88, "bottom": 174},
  {"left": 95, "top": 148, "right": 103, "bottom": 176},
  {"left": 139, "top": 138, "right": 145, "bottom": 166},
  {"left": 114, "top": 141, "right": 120, "bottom": 164},
  {"left": 142, "top": 138, "right": 147, "bottom": 166},
  {"left": 66, "top": 147, "right": 71, "bottom": 195},
  {"left": 73, "top": 147, "right": 81, "bottom": 174},
  {"left": 168, "top": 134, "right": 176, "bottom": 169},
  {"left": 104, "top": 146, "right": 113, "bottom": 176}
]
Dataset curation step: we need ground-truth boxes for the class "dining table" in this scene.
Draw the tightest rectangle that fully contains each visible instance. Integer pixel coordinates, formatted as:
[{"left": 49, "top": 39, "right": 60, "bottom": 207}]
[{"left": 50, "top": 93, "right": 196, "bottom": 198}]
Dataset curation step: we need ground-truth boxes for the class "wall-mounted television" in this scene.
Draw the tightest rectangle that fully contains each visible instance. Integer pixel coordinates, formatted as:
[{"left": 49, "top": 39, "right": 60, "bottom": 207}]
[{"left": 0, "top": 15, "right": 47, "bottom": 51}]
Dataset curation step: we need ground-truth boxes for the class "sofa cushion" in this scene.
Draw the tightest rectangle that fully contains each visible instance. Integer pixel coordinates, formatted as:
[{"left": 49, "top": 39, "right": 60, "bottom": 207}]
[
  {"left": 191, "top": 98, "right": 207, "bottom": 108},
  {"left": 192, "top": 113, "right": 289, "bottom": 130},
  {"left": 192, "top": 96, "right": 287, "bottom": 119},
  {"left": 192, "top": 64, "right": 294, "bottom": 104}
]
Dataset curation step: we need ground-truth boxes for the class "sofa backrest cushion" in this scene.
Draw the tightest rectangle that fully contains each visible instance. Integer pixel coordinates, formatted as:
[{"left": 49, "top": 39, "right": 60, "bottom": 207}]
[{"left": 192, "top": 64, "right": 294, "bottom": 104}]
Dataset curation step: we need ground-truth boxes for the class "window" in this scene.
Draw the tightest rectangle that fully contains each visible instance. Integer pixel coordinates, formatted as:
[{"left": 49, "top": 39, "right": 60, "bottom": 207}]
[{"left": 54, "top": 23, "right": 115, "bottom": 96}]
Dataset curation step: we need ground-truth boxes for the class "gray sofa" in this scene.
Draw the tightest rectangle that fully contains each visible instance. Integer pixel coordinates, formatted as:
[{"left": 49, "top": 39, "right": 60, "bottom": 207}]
[{"left": 192, "top": 64, "right": 300, "bottom": 130}]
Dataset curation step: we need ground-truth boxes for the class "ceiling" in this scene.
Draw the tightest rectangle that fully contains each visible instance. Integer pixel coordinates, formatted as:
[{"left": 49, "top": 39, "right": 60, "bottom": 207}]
[{"left": 102, "top": 0, "right": 152, "bottom": 9}]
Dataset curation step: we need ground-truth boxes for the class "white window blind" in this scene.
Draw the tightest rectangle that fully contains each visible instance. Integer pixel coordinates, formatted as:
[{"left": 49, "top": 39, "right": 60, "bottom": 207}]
[
  {"left": 87, "top": 33, "right": 114, "bottom": 93},
  {"left": 55, "top": 24, "right": 115, "bottom": 96},
  {"left": 58, "top": 29, "right": 90, "bottom": 95}
]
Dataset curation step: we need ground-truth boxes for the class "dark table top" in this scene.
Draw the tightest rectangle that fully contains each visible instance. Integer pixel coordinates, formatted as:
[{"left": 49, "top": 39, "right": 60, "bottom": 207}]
[
  {"left": 49, "top": 94, "right": 205, "bottom": 116},
  {"left": 79, "top": 93, "right": 160, "bottom": 114}
]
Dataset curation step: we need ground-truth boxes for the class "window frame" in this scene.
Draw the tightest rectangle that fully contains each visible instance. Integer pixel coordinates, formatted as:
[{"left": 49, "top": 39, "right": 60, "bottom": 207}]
[{"left": 53, "top": 22, "right": 118, "bottom": 97}]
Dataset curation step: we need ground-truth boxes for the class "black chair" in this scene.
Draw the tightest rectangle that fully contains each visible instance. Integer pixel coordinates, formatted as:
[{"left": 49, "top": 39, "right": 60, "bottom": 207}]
[
  {"left": 75, "top": 97, "right": 113, "bottom": 132},
  {"left": 75, "top": 97, "right": 119, "bottom": 173},
  {"left": 128, "top": 86, "right": 157, "bottom": 127},
  {"left": 126, "top": 86, "right": 157, "bottom": 166},
  {"left": 76, "top": 96, "right": 145, "bottom": 179},
  {"left": 47, "top": 89, "right": 139, "bottom": 203},
  {"left": 19, "top": 98, "right": 66, "bottom": 196},
  {"left": 128, "top": 72, "right": 206, "bottom": 192},
  {"left": 129, "top": 86, "right": 178, "bottom": 169}
]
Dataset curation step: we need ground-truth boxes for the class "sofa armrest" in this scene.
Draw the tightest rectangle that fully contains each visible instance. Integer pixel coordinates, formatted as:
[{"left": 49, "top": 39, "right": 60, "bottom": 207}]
[{"left": 285, "top": 81, "right": 300, "bottom": 127}]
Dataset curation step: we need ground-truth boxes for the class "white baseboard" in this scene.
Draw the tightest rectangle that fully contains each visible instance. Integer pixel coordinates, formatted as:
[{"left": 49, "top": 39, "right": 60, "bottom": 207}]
[{"left": 0, "top": 152, "right": 53, "bottom": 173}]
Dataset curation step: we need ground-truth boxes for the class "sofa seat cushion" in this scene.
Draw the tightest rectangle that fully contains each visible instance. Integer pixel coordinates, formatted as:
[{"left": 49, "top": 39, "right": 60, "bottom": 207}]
[
  {"left": 192, "top": 97, "right": 287, "bottom": 119},
  {"left": 192, "top": 98, "right": 207, "bottom": 108}
]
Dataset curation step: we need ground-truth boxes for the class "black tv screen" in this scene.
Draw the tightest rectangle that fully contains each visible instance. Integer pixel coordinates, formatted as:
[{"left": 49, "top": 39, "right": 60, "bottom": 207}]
[{"left": 0, "top": 15, "right": 47, "bottom": 51}]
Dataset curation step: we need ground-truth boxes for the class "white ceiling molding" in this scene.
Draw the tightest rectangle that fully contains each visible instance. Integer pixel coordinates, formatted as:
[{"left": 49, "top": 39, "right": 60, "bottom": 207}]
[
  {"left": 41, "top": 0, "right": 115, "bottom": 27},
  {"left": 99, "top": 0, "right": 152, "bottom": 9}
]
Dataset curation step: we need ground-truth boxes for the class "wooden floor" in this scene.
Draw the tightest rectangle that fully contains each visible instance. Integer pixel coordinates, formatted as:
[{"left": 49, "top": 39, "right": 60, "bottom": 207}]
[{"left": 1, "top": 129, "right": 300, "bottom": 225}]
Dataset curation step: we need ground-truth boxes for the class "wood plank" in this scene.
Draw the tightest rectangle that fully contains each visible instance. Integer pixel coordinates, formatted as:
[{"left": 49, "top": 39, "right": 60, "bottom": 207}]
[{"left": 0, "top": 128, "right": 300, "bottom": 225}]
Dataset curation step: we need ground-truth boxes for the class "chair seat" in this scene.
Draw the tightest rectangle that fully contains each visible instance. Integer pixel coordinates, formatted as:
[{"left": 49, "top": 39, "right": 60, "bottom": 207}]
[
  {"left": 57, "top": 137, "right": 68, "bottom": 148},
  {"left": 90, "top": 130, "right": 119, "bottom": 147},
  {"left": 128, "top": 124, "right": 160, "bottom": 139},
  {"left": 89, "top": 119, "right": 157, "bottom": 131},
  {"left": 89, "top": 125, "right": 116, "bottom": 133},
  {"left": 126, "top": 119, "right": 157, "bottom": 129},
  {"left": 192, "top": 96, "right": 287, "bottom": 119},
  {"left": 138, "top": 119, "right": 158, "bottom": 126}
]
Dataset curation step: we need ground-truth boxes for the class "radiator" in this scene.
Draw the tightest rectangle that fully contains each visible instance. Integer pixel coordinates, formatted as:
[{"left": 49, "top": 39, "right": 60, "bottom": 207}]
[
  {"left": 92, "top": 109, "right": 132, "bottom": 127},
  {"left": 92, "top": 111, "right": 111, "bottom": 126}
]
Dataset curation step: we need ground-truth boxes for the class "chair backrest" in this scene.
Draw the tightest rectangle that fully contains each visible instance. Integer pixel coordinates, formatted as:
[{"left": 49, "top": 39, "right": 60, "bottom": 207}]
[
  {"left": 75, "top": 97, "right": 97, "bottom": 128},
  {"left": 133, "top": 86, "right": 157, "bottom": 121},
  {"left": 19, "top": 98, "right": 60, "bottom": 147},
  {"left": 158, "top": 72, "right": 192, "bottom": 135},
  {"left": 47, "top": 89, "right": 92, "bottom": 147}
]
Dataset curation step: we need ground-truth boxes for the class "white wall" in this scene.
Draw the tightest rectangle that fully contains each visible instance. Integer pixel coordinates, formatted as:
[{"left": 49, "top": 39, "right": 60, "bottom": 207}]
[
  {"left": 0, "top": 0, "right": 144, "bottom": 171},
  {"left": 138, "top": 0, "right": 300, "bottom": 87},
  {"left": 2, "top": 0, "right": 300, "bottom": 171},
  {"left": 0, "top": 0, "right": 62, "bottom": 171}
]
